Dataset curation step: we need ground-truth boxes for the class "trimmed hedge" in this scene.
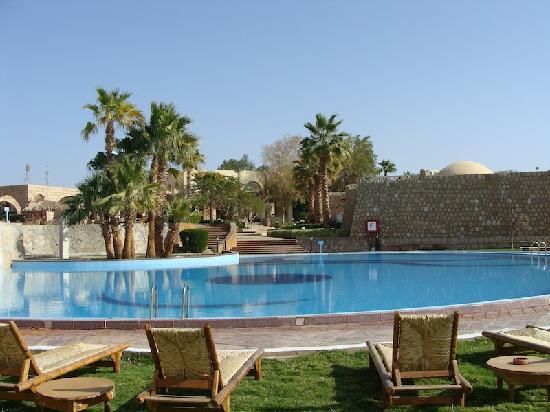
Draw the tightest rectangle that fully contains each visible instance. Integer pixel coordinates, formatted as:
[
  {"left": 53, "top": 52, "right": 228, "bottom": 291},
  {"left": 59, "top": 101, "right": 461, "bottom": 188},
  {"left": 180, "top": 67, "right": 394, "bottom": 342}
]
[
  {"left": 179, "top": 229, "right": 209, "bottom": 253},
  {"left": 267, "top": 228, "right": 349, "bottom": 239}
]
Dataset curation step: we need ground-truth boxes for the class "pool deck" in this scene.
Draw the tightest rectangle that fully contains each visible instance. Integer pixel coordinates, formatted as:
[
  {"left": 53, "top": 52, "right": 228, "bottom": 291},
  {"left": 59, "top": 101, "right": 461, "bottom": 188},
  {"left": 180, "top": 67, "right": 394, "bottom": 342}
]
[{"left": 19, "top": 305, "right": 550, "bottom": 356}]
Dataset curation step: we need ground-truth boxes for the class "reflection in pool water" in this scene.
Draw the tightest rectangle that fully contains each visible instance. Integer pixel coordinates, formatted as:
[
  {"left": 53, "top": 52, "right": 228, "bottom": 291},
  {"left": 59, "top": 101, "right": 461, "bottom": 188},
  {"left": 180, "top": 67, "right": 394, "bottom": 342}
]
[{"left": 0, "top": 253, "right": 548, "bottom": 319}]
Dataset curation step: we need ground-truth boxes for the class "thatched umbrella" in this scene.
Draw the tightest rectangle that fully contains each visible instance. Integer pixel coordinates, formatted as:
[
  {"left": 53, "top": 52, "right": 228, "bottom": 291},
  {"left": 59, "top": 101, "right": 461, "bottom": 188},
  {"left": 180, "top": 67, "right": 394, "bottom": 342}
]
[{"left": 23, "top": 200, "right": 66, "bottom": 212}]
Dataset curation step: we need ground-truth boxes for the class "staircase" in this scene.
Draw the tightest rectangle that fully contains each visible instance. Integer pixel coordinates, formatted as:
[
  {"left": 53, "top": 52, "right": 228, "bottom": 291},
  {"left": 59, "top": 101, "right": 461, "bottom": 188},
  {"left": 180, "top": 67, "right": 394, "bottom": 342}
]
[
  {"left": 199, "top": 224, "right": 229, "bottom": 252},
  {"left": 232, "top": 237, "right": 307, "bottom": 255}
]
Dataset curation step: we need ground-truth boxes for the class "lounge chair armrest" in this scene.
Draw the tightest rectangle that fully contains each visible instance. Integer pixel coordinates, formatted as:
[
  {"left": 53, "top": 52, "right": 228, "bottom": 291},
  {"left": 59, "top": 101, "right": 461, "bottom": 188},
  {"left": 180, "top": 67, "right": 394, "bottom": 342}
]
[
  {"left": 213, "top": 349, "right": 263, "bottom": 405},
  {"left": 457, "top": 373, "right": 473, "bottom": 393},
  {"left": 366, "top": 341, "right": 394, "bottom": 393}
]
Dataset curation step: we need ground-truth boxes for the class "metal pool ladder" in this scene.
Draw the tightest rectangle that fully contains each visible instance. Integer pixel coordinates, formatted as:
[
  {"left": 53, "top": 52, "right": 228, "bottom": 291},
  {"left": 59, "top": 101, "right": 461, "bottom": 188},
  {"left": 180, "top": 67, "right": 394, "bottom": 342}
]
[
  {"left": 181, "top": 284, "right": 191, "bottom": 319},
  {"left": 149, "top": 283, "right": 191, "bottom": 319}
]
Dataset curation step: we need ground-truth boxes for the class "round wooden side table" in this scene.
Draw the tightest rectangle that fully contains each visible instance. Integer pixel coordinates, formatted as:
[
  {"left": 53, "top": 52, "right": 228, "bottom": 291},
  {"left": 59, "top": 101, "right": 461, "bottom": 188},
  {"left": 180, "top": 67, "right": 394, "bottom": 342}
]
[
  {"left": 35, "top": 377, "right": 115, "bottom": 412},
  {"left": 487, "top": 355, "right": 550, "bottom": 402}
]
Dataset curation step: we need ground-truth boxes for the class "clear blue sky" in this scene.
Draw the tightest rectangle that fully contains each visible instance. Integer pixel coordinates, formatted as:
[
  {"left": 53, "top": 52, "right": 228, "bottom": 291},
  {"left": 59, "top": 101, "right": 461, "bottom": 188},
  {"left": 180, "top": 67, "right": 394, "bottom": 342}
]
[{"left": 1, "top": 1, "right": 549, "bottom": 187}]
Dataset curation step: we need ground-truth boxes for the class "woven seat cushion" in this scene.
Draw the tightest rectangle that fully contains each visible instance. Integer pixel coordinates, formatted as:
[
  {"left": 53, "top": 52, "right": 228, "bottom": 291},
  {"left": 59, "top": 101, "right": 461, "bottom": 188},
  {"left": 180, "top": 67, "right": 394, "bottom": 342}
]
[
  {"left": 398, "top": 314, "right": 455, "bottom": 371},
  {"left": 505, "top": 328, "right": 550, "bottom": 346},
  {"left": 375, "top": 344, "right": 393, "bottom": 372},
  {"left": 217, "top": 350, "right": 257, "bottom": 385},
  {"left": 33, "top": 343, "right": 108, "bottom": 373},
  {"left": 0, "top": 323, "right": 26, "bottom": 371}
]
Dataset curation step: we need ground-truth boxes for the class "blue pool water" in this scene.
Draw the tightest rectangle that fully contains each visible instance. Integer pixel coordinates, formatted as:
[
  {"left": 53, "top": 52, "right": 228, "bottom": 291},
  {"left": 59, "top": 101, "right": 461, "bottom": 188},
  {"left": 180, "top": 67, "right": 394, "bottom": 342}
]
[{"left": 0, "top": 252, "right": 549, "bottom": 319}]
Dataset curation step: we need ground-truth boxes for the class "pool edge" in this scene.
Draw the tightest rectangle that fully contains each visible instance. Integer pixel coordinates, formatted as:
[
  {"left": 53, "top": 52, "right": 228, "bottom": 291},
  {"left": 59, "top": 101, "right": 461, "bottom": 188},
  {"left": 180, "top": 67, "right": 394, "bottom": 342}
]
[{"left": 3, "top": 294, "right": 549, "bottom": 330}]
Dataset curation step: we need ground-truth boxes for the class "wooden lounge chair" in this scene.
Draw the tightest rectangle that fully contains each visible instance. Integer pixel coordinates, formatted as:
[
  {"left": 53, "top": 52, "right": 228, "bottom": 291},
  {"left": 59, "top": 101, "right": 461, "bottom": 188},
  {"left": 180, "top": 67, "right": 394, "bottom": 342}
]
[
  {"left": 0, "top": 321, "right": 129, "bottom": 402},
  {"left": 367, "top": 312, "right": 472, "bottom": 409},
  {"left": 138, "top": 324, "right": 263, "bottom": 412},
  {"left": 482, "top": 326, "right": 550, "bottom": 356}
]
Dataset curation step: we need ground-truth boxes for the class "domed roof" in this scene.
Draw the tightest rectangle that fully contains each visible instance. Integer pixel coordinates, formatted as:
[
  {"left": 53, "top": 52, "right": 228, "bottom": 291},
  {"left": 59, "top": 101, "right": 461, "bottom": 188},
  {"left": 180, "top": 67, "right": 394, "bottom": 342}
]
[{"left": 437, "top": 161, "right": 493, "bottom": 176}]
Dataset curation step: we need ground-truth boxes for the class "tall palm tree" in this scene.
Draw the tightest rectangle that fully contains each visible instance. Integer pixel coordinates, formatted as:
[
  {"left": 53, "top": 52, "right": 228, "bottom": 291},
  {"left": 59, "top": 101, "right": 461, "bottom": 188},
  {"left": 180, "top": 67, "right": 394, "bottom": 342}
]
[
  {"left": 379, "top": 160, "right": 397, "bottom": 176},
  {"left": 294, "top": 153, "right": 318, "bottom": 223},
  {"left": 124, "top": 102, "right": 200, "bottom": 258},
  {"left": 82, "top": 87, "right": 144, "bottom": 257},
  {"left": 81, "top": 87, "right": 144, "bottom": 166},
  {"left": 303, "top": 114, "right": 351, "bottom": 225},
  {"left": 100, "top": 158, "right": 161, "bottom": 259}
]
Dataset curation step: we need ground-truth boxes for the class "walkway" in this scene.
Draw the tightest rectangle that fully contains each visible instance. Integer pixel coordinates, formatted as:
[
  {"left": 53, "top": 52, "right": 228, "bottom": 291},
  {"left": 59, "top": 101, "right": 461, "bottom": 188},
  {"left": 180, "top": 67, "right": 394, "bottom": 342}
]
[{"left": 21, "top": 307, "right": 550, "bottom": 356}]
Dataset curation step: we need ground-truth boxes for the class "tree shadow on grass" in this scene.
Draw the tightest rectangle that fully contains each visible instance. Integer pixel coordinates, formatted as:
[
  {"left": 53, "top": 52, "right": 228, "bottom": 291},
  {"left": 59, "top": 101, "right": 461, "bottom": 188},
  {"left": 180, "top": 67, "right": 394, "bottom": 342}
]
[{"left": 331, "top": 362, "right": 383, "bottom": 411}]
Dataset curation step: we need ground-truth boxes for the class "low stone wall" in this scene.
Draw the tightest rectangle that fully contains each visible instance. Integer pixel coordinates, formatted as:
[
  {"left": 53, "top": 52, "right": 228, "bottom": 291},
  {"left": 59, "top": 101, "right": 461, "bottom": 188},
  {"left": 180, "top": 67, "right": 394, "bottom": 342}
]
[
  {"left": 296, "top": 236, "right": 370, "bottom": 253},
  {"left": 0, "top": 223, "right": 153, "bottom": 265},
  {"left": 0, "top": 223, "right": 24, "bottom": 267}
]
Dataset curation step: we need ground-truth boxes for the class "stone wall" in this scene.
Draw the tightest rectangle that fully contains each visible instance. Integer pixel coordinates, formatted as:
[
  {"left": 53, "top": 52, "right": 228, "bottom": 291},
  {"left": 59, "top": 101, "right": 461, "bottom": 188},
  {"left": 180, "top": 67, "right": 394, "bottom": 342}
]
[
  {"left": 349, "top": 171, "right": 550, "bottom": 249},
  {"left": 0, "top": 223, "right": 24, "bottom": 267},
  {"left": 0, "top": 223, "right": 153, "bottom": 264},
  {"left": 296, "top": 236, "right": 370, "bottom": 253}
]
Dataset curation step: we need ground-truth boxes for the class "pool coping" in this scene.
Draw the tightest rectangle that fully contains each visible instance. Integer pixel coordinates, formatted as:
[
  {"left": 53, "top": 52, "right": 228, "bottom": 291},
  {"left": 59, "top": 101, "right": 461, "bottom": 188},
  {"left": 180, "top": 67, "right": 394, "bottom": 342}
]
[
  {"left": 10, "top": 252, "right": 239, "bottom": 272},
  {"left": 3, "top": 294, "right": 549, "bottom": 330}
]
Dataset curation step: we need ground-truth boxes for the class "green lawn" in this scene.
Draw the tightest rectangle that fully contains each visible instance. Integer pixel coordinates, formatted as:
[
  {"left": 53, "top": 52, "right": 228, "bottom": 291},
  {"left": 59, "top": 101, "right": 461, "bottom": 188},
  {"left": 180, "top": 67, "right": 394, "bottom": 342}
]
[{"left": 2, "top": 338, "right": 550, "bottom": 411}]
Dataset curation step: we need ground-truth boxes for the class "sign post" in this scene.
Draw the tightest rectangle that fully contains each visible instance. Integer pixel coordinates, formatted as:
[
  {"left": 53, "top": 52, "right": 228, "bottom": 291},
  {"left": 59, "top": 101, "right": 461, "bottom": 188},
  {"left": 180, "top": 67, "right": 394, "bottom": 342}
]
[
  {"left": 365, "top": 219, "right": 381, "bottom": 251},
  {"left": 3, "top": 206, "right": 9, "bottom": 222}
]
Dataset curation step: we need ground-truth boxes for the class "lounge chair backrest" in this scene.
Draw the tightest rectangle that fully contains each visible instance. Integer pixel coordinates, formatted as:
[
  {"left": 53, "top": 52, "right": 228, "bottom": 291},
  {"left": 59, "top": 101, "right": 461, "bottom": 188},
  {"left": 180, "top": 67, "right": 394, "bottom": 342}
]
[
  {"left": 0, "top": 322, "right": 39, "bottom": 378},
  {"left": 395, "top": 313, "right": 457, "bottom": 372},
  {"left": 149, "top": 327, "right": 217, "bottom": 381}
]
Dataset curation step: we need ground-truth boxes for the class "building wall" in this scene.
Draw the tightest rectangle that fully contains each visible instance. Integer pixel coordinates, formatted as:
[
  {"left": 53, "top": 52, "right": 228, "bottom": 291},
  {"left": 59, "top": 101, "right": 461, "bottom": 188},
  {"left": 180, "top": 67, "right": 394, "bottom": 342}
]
[
  {"left": 0, "top": 185, "right": 79, "bottom": 212},
  {"left": 349, "top": 171, "right": 550, "bottom": 249}
]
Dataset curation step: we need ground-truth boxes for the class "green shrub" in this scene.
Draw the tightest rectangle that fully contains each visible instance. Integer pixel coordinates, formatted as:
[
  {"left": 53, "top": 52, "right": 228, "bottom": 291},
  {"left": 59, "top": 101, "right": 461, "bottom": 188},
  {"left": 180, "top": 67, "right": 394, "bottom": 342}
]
[{"left": 179, "top": 229, "right": 209, "bottom": 253}]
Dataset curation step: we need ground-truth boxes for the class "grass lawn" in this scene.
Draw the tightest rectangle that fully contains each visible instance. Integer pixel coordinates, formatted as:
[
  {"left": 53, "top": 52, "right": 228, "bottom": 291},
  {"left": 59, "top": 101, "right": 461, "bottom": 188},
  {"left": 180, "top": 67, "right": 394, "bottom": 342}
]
[{"left": 2, "top": 338, "right": 550, "bottom": 411}]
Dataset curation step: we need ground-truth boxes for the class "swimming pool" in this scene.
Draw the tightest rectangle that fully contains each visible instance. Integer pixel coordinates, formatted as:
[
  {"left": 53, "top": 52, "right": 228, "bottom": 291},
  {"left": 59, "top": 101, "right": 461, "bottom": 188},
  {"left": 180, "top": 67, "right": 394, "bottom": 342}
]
[{"left": 1, "top": 252, "right": 549, "bottom": 319}]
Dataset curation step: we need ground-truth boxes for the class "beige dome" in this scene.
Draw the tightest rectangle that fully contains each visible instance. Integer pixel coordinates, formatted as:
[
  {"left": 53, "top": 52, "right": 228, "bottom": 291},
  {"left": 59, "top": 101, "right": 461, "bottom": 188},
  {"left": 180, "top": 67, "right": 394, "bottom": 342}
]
[{"left": 437, "top": 161, "right": 493, "bottom": 176}]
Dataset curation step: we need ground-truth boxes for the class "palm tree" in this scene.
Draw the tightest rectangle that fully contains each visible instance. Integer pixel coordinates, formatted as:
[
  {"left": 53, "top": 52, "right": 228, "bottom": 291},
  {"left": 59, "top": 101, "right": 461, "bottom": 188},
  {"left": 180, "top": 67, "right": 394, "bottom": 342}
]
[
  {"left": 124, "top": 102, "right": 200, "bottom": 258},
  {"left": 379, "top": 160, "right": 397, "bottom": 176},
  {"left": 179, "top": 143, "right": 204, "bottom": 198},
  {"left": 81, "top": 87, "right": 144, "bottom": 167},
  {"left": 62, "top": 173, "right": 116, "bottom": 258},
  {"left": 100, "top": 158, "right": 161, "bottom": 259},
  {"left": 82, "top": 88, "right": 144, "bottom": 257},
  {"left": 294, "top": 154, "right": 318, "bottom": 223},
  {"left": 303, "top": 114, "right": 350, "bottom": 225},
  {"left": 162, "top": 198, "right": 201, "bottom": 257}
]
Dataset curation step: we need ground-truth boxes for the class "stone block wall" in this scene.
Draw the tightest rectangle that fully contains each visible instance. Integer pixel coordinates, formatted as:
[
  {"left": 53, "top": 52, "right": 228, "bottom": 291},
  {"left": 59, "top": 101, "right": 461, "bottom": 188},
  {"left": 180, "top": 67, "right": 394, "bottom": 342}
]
[
  {"left": 0, "top": 223, "right": 24, "bottom": 266},
  {"left": 0, "top": 223, "right": 154, "bottom": 264},
  {"left": 296, "top": 236, "right": 370, "bottom": 253},
  {"left": 349, "top": 171, "right": 550, "bottom": 249}
]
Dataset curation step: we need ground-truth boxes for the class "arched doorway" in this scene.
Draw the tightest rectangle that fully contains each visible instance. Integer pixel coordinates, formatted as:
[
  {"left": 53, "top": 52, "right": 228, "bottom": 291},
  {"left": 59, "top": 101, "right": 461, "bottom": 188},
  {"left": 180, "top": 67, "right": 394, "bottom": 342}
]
[{"left": 0, "top": 195, "right": 22, "bottom": 214}]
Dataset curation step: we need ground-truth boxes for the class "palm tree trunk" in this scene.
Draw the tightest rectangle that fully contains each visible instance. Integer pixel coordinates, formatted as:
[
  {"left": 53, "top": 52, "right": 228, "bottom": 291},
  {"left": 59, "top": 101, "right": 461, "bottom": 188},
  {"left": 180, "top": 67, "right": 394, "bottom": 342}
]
[
  {"left": 105, "top": 121, "right": 115, "bottom": 168},
  {"left": 320, "top": 157, "right": 330, "bottom": 226},
  {"left": 146, "top": 212, "right": 156, "bottom": 258},
  {"left": 313, "top": 174, "right": 322, "bottom": 223},
  {"left": 123, "top": 211, "right": 136, "bottom": 259},
  {"left": 163, "top": 223, "right": 178, "bottom": 257},
  {"left": 155, "top": 159, "right": 167, "bottom": 257},
  {"left": 101, "top": 222, "right": 115, "bottom": 259},
  {"left": 146, "top": 157, "right": 158, "bottom": 258},
  {"left": 112, "top": 223, "right": 123, "bottom": 259},
  {"left": 186, "top": 168, "right": 192, "bottom": 198},
  {"left": 307, "top": 182, "right": 315, "bottom": 223}
]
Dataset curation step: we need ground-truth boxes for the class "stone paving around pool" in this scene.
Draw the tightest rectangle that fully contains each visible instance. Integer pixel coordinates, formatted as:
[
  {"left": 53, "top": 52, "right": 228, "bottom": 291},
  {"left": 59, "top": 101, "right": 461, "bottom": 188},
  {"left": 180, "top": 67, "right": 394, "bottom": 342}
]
[{"left": 20, "top": 306, "right": 550, "bottom": 356}]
